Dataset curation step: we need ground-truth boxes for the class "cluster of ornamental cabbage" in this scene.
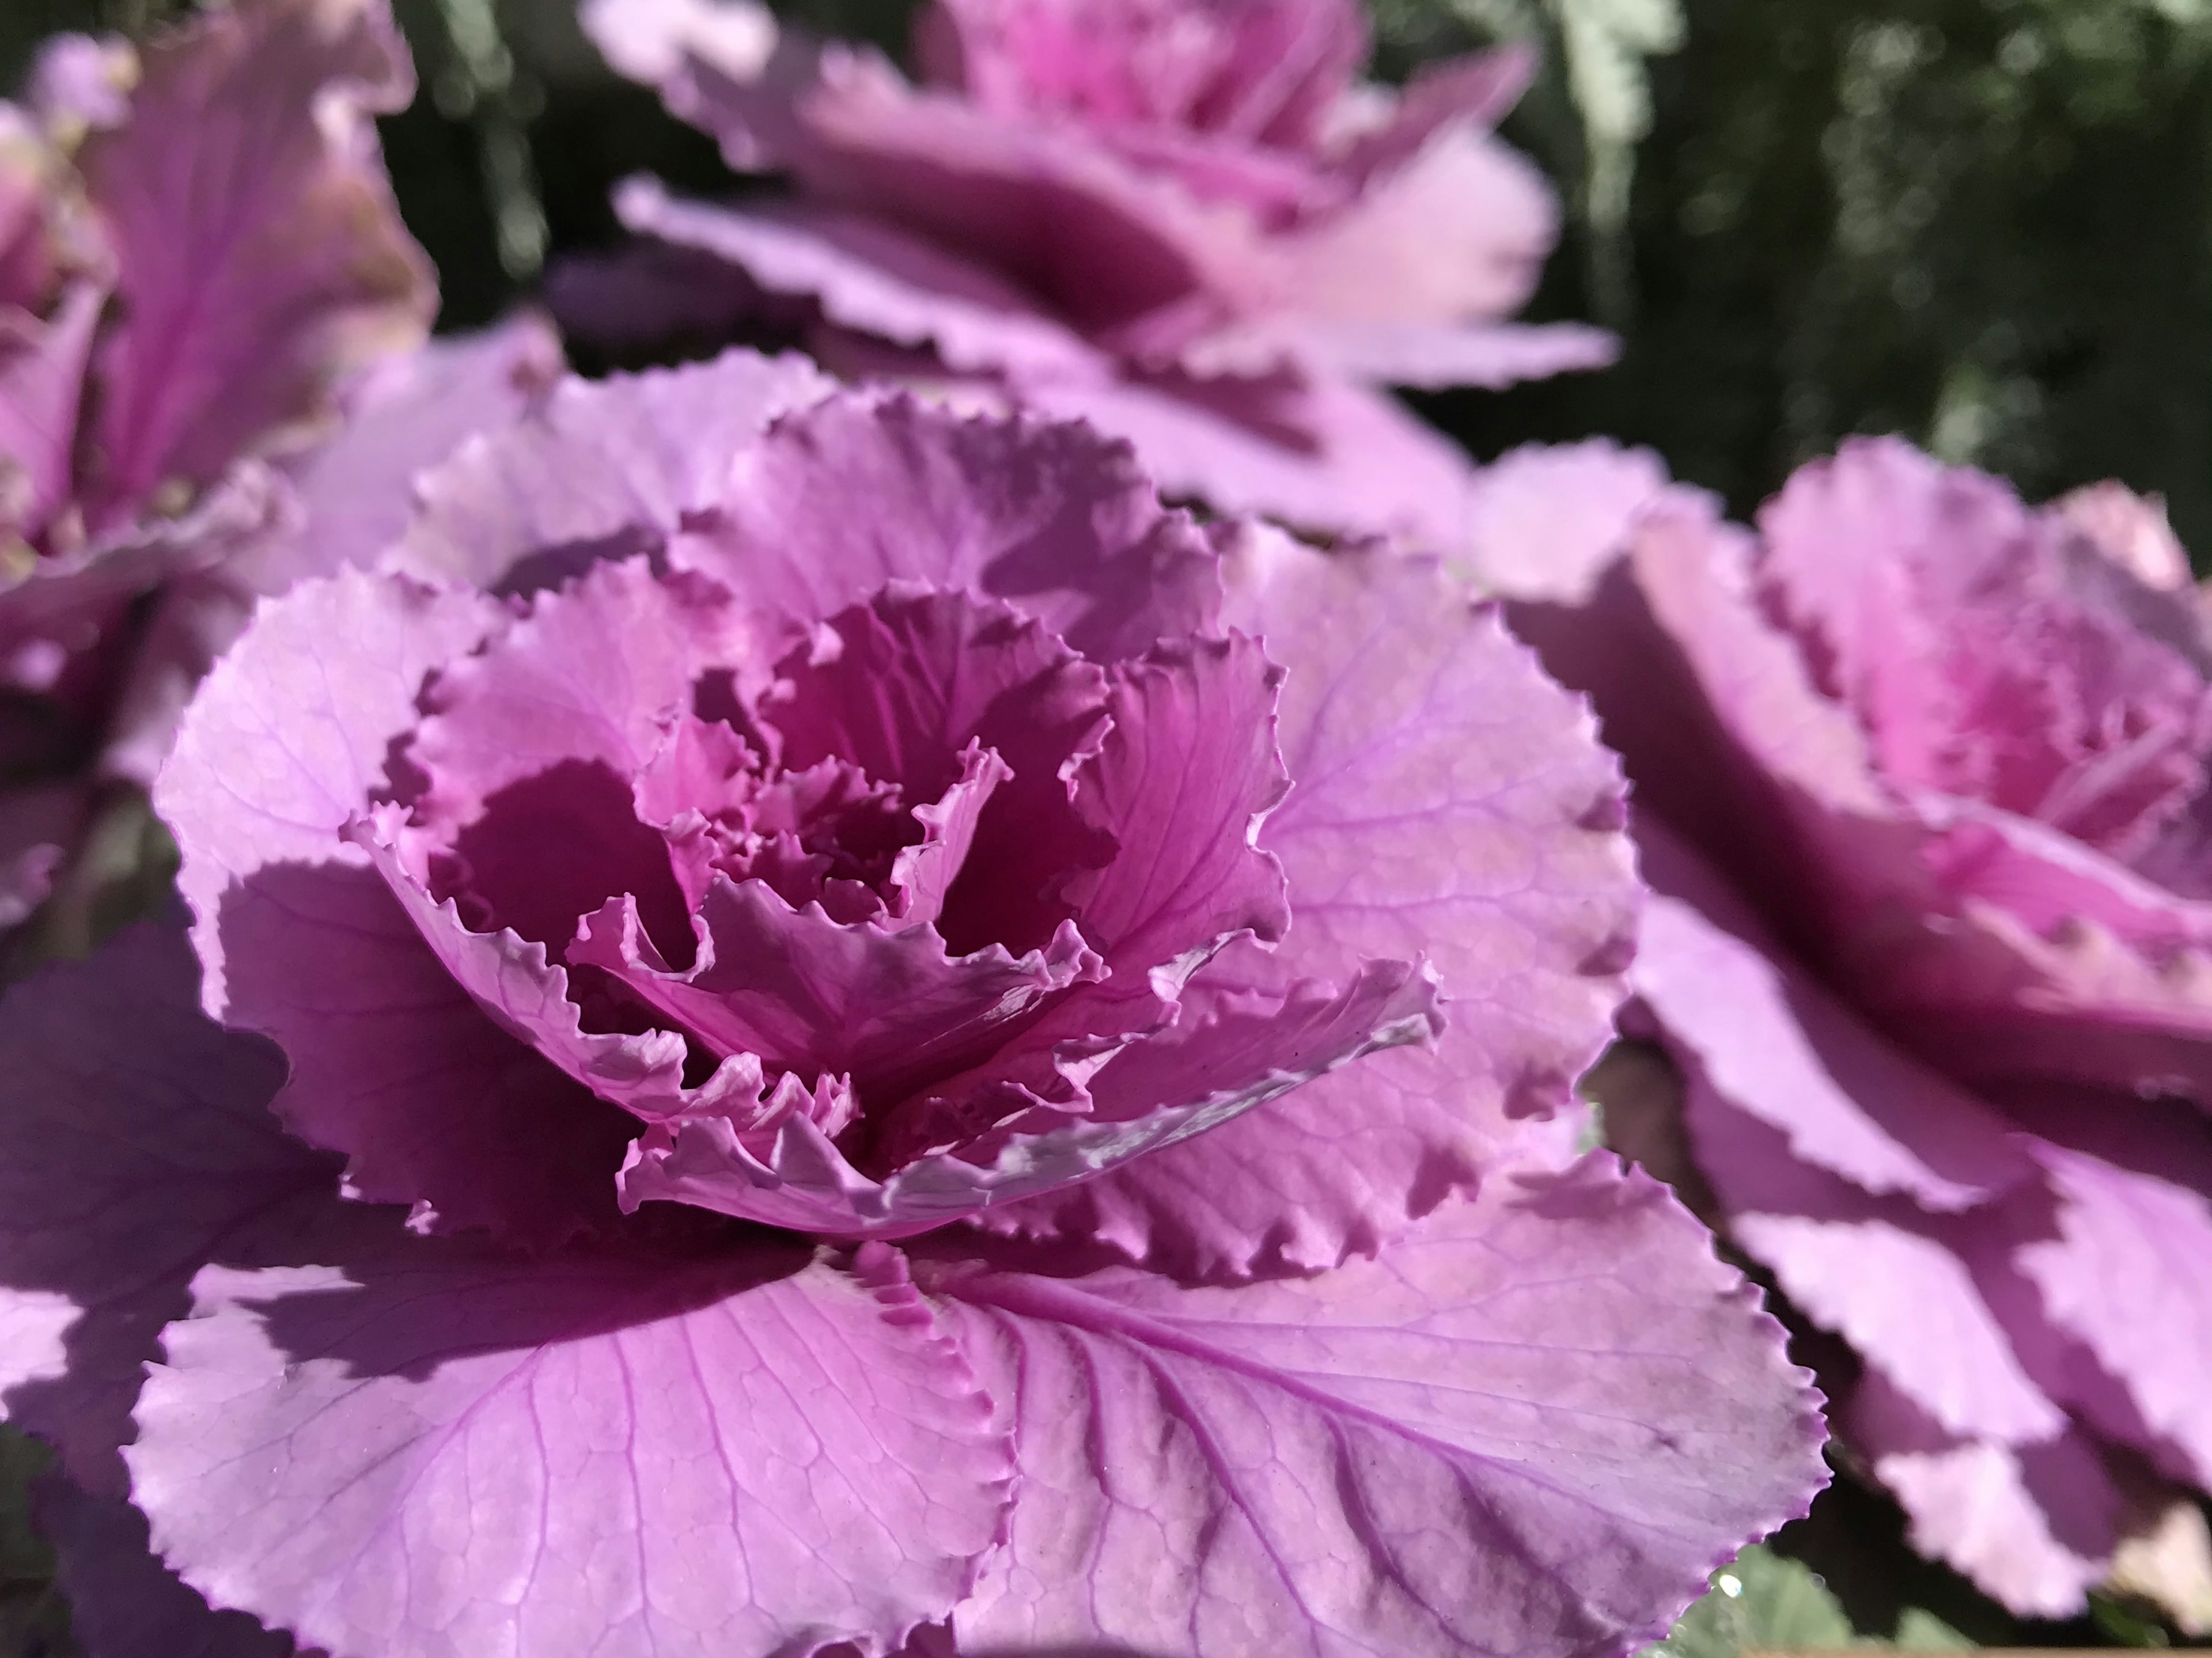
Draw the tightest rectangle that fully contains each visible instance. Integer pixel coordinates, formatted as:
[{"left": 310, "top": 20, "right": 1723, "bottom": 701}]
[{"left": 0, "top": 2, "right": 2200, "bottom": 1656}]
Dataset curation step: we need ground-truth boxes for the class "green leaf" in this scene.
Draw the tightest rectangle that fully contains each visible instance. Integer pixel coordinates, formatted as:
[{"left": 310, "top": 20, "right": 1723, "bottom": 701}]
[
  {"left": 1893, "top": 1608, "right": 1975, "bottom": 1651},
  {"left": 1646, "top": 1545, "right": 1855, "bottom": 1658}
]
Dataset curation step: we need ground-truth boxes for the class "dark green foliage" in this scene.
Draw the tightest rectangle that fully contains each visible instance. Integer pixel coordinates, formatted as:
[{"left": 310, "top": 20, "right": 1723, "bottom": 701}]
[{"left": 1408, "top": 0, "right": 2212, "bottom": 553}]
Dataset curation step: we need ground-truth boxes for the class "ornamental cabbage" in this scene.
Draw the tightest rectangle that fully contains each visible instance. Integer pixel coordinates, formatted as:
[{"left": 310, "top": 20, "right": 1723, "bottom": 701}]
[{"left": 0, "top": 353, "right": 1825, "bottom": 1657}]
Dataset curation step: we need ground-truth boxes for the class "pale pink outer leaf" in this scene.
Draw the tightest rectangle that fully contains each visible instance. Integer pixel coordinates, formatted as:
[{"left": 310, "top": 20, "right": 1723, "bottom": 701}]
[
  {"left": 1180, "top": 314, "right": 1616, "bottom": 389},
  {"left": 156, "top": 565, "right": 498, "bottom": 1008},
  {"left": 388, "top": 347, "right": 836, "bottom": 590},
  {"left": 1457, "top": 439, "right": 1671, "bottom": 605},
  {"left": 156, "top": 570, "right": 638, "bottom": 1243},
  {"left": 680, "top": 389, "right": 1224, "bottom": 663},
  {"left": 1681, "top": 1083, "right": 2063, "bottom": 1447},
  {"left": 1010, "top": 361, "right": 1488, "bottom": 551},
  {"left": 2014, "top": 1128, "right": 2212, "bottom": 1488},
  {"left": 253, "top": 310, "right": 566, "bottom": 588},
  {"left": 1849, "top": 1368, "right": 2123, "bottom": 1619},
  {"left": 1270, "top": 122, "right": 1555, "bottom": 326},
  {"left": 614, "top": 175, "right": 1101, "bottom": 378},
  {"left": 987, "top": 530, "right": 1638, "bottom": 1276},
  {"left": 404, "top": 555, "right": 747, "bottom": 836},
  {"left": 1633, "top": 828, "right": 2031, "bottom": 1213},
  {"left": 926, "top": 1156, "right": 1827, "bottom": 1658},
  {"left": 83, "top": 0, "right": 435, "bottom": 513},
  {"left": 127, "top": 1235, "right": 1014, "bottom": 1658},
  {"left": 0, "top": 919, "right": 327, "bottom": 1494}
]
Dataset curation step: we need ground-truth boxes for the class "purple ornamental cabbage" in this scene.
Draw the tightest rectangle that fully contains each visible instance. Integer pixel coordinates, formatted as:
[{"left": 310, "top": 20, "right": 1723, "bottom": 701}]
[
  {"left": 565, "top": 0, "right": 1613, "bottom": 556},
  {"left": 0, "top": 0, "right": 558, "bottom": 935},
  {"left": 0, "top": 350, "right": 1825, "bottom": 1657},
  {"left": 1497, "top": 436, "right": 2212, "bottom": 1618}
]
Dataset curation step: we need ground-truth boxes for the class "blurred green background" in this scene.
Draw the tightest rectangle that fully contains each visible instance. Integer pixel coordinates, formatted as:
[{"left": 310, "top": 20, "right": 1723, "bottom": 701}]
[{"left": 3, "top": 0, "right": 2211, "bottom": 1653}]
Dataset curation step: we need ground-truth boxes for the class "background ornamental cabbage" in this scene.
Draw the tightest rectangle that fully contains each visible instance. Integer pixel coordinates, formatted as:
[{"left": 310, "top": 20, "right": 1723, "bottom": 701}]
[
  {"left": 1495, "top": 437, "right": 2212, "bottom": 1624},
  {"left": 0, "top": 351, "right": 1826, "bottom": 1656},
  {"left": 0, "top": 0, "right": 564, "bottom": 962},
  {"left": 555, "top": 0, "right": 1615, "bottom": 555}
]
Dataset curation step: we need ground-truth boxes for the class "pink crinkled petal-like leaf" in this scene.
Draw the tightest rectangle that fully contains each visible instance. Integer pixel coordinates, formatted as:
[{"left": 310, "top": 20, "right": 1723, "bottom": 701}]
[
  {"left": 680, "top": 388, "right": 1223, "bottom": 662},
  {"left": 1682, "top": 1082, "right": 2063, "bottom": 1446},
  {"left": 925, "top": 0, "right": 1368, "bottom": 150},
  {"left": 250, "top": 310, "right": 565, "bottom": 589},
  {"left": 925, "top": 1155, "right": 1826, "bottom": 1658},
  {"left": 157, "top": 570, "right": 638, "bottom": 1243},
  {"left": 620, "top": 957, "right": 1439, "bottom": 1236},
  {"left": 1181, "top": 313, "right": 1616, "bottom": 389},
  {"left": 1844, "top": 793, "right": 2212, "bottom": 1104},
  {"left": 987, "top": 529, "right": 1637, "bottom": 1277},
  {"left": 82, "top": 0, "right": 435, "bottom": 516},
  {"left": 156, "top": 564, "right": 497, "bottom": 1007},
  {"left": 350, "top": 811, "right": 821, "bottom": 1147},
  {"left": 1457, "top": 438, "right": 1672, "bottom": 605},
  {"left": 1008, "top": 352, "right": 1489, "bottom": 552},
  {"left": 1058, "top": 631, "right": 1290, "bottom": 970},
  {"left": 37, "top": 1478, "right": 294, "bottom": 1658},
  {"left": 1634, "top": 825, "right": 2031, "bottom": 1212},
  {"left": 126, "top": 1230, "right": 1014, "bottom": 1658},
  {"left": 2056, "top": 478, "right": 2194, "bottom": 591},
  {"left": 615, "top": 176, "right": 1100, "bottom": 378},
  {"left": 895, "top": 741, "right": 1010, "bottom": 926},
  {"left": 388, "top": 344, "right": 835, "bottom": 590},
  {"left": 0, "top": 919, "right": 329, "bottom": 1492},
  {"left": 1335, "top": 43, "right": 1533, "bottom": 181},
  {"left": 573, "top": 875, "right": 1103, "bottom": 1103},
  {"left": 766, "top": 578, "right": 1101, "bottom": 789},
  {"left": 0, "top": 281, "right": 99, "bottom": 538},
  {"left": 2010, "top": 1111, "right": 2212, "bottom": 1489},
  {"left": 406, "top": 555, "right": 748, "bottom": 841},
  {"left": 1274, "top": 122, "right": 1556, "bottom": 327},
  {"left": 1850, "top": 1366, "right": 2122, "bottom": 1619},
  {"left": 791, "top": 59, "right": 1274, "bottom": 336}
]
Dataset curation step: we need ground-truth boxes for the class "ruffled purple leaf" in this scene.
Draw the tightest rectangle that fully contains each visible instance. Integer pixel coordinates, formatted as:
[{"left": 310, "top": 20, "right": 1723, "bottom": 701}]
[
  {"left": 81, "top": 0, "right": 434, "bottom": 517},
  {"left": 988, "top": 529, "right": 1638, "bottom": 1276},
  {"left": 923, "top": 1156, "right": 1826, "bottom": 1658},
  {"left": 257, "top": 310, "right": 566, "bottom": 587},
  {"left": 126, "top": 1231, "right": 1014, "bottom": 1658},
  {"left": 613, "top": 176, "right": 1101, "bottom": 378},
  {"left": 1634, "top": 826, "right": 2031, "bottom": 1214},
  {"left": 1850, "top": 1368, "right": 2124, "bottom": 1619},
  {"left": 619, "top": 955, "right": 1440, "bottom": 1236},
  {"left": 157, "top": 570, "right": 639, "bottom": 1244},
  {"left": 680, "top": 389, "right": 1224, "bottom": 662},
  {"left": 389, "top": 347, "right": 835, "bottom": 591},
  {"left": 574, "top": 875, "right": 1104, "bottom": 1106},
  {"left": 2009, "top": 1105, "right": 2212, "bottom": 1489}
]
